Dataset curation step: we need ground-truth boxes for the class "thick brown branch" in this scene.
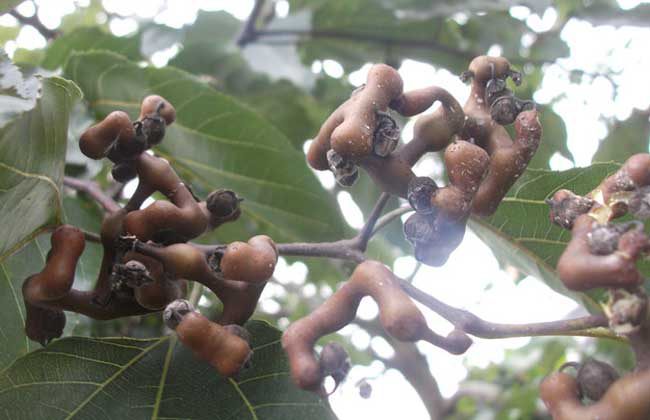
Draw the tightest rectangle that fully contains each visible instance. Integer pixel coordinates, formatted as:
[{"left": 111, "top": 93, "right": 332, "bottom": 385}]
[
  {"left": 400, "top": 280, "right": 614, "bottom": 340},
  {"left": 63, "top": 176, "right": 121, "bottom": 213}
]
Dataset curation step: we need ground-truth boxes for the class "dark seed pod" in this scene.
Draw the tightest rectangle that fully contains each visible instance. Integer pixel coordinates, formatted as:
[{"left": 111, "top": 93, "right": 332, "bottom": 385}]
[
  {"left": 403, "top": 212, "right": 435, "bottom": 245},
  {"left": 407, "top": 177, "right": 438, "bottom": 214},
  {"left": 508, "top": 69, "right": 523, "bottom": 86},
  {"left": 143, "top": 117, "right": 166, "bottom": 146},
  {"left": 484, "top": 77, "right": 507, "bottom": 105},
  {"left": 327, "top": 149, "right": 359, "bottom": 187},
  {"left": 24, "top": 302, "right": 66, "bottom": 346},
  {"left": 111, "top": 161, "right": 138, "bottom": 183},
  {"left": 546, "top": 189, "right": 594, "bottom": 230},
  {"left": 207, "top": 189, "right": 242, "bottom": 220},
  {"left": 112, "top": 260, "right": 153, "bottom": 288},
  {"left": 489, "top": 96, "right": 535, "bottom": 126},
  {"left": 320, "top": 342, "right": 351, "bottom": 390},
  {"left": 629, "top": 185, "right": 650, "bottom": 220},
  {"left": 588, "top": 224, "right": 621, "bottom": 255},
  {"left": 373, "top": 111, "right": 400, "bottom": 157},
  {"left": 587, "top": 221, "right": 643, "bottom": 255},
  {"left": 163, "top": 299, "right": 194, "bottom": 330},
  {"left": 320, "top": 342, "right": 349, "bottom": 375},
  {"left": 489, "top": 95, "right": 520, "bottom": 126},
  {"left": 576, "top": 358, "right": 620, "bottom": 401}
]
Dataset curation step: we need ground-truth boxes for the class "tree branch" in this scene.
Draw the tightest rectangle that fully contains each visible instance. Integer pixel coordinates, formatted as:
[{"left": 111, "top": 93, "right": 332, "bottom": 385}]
[
  {"left": 399, "top": 280, "right": 616, "bottom": 340},
  {"left": 236, "top": 0, "right": 266, "bottom": 46},
  {"left": 277, "top": 193, "right": 398, "bottom": 262},
  {"left": 247, "top": 28, "right": 479, "bottom": 62},
  {"left": 276, "top": 239, "right": 366, "bottom": 263},
  {"left": 371, "top": 205, "right": 412, "bottom": 236},
  {"left": 9, "top": 9, "right": 59, "bottom": 40},
  {"left": 63, "top": 176, "right": 121, "bottom": 213},
  {"left": 355, "top": 192, "right": 391, "bottom": 251}
]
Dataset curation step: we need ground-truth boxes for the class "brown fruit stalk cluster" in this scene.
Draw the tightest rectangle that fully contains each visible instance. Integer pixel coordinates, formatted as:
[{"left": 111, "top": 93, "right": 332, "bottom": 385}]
[
  {"left": 282, "top": 55, "right": 539, "bottom": 393},
  {"left": 307, "top": 56, "right": 541, "bottom": 266},
  {"left": 282, "top": 261, "right": 471, "bottom": 393},
  {"left": 549, "top": 154, "right": 650, "bottom": 296},
  {"left": 541, "top": 154, "right": 650, "bottom": 419},
  {"left": 22, "top": 95, "right": 278, "bottom": 377},
  {"left": 541, "top": 359, "right": 650, "bottom": 420}
]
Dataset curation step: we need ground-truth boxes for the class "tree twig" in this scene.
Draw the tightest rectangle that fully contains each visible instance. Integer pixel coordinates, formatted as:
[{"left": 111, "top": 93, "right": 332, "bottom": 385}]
[
  {"left": 82, "top": 230, "right": 101, "bottom": 244},
  {"left": 399, "top": 280, "right": 615, "bottom": 340},
  {"left": 355, "top": 192, "right": 391, "bottom": 251},
  {"left": 277, "top": 193, "right": 398, "bottom": 262},
  {"left": 249, "top": 28, "right": 479, "bottom": 62},
  {"left": 236, "top": 0, "right": 266, "bottom": 46},
  {"left": 371, "top": 205, "right": 413, "bottom": 236},
  {"left": 9, "top": 9, "right": 59, "bottom": 40},
  {"left": 63, "top": 176, "right": 121, "bottom": 213},
  {"left": 277, "top": 239, "right": 366, "bottom": 263}
]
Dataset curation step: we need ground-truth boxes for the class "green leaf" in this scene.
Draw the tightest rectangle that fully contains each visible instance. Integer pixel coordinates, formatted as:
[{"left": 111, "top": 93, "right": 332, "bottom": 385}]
[
  {"left": 593, "top": 110, "right": 650, "bottom": 164},
  {"left": 0, "top": 320, "right": 335, "bottom": 420},
  {"left": 0, "top": 0, "right": 20, "bottom": 14},
  {"left": 284, "top": 0, "right": 566, "bottom": 74},
  {"left": 64, "top": 51, "right": 343, "bottom": 243},
  {"left": 0, "top": 240, "right": 40, "bottom": 370},
  {"left": 0, "top": 53, "right": 81, "bottom": 262},
  {"left": 469, "top": 164, "right": 628, "bottom": 311},
  {"left": 42, "top": 27, "right": 141, "bottom": 70}
]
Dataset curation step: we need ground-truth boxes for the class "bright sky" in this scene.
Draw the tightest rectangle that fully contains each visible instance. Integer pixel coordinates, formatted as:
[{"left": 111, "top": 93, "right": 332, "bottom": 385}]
[{"left": 4, "top": 0, "right": 650, "bottom": 418}]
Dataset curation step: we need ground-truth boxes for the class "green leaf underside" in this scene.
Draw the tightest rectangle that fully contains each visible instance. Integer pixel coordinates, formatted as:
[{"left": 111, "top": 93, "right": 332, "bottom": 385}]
[
  {"left": 0, "top": 88, "right": 72, "bottom": 362},
  {"left": 0, "top": 320, "right": 334, "bottom": 420},
  {"left": 63, "top": 51, "right": 343, "bottom": 243},
  {"left": 41, "top": 27, "right": 141, "bottom": 71},
  {"left": 471, "top": 163, "right": 635, "bottom": 311},
  {"left": 0, "top": 61, "right": 82, "bottom": 262}
]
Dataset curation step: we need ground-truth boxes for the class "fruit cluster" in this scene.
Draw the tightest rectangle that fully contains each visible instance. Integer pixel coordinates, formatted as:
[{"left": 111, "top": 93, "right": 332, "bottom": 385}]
[{"left": 22, "top": 96, "right": 278, "bottom": 377}]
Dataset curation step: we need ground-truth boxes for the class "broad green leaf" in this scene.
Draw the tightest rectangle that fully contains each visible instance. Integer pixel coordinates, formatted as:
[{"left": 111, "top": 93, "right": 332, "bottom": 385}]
[
  {"left": 0, "top": 320, "right": 335, "bottom": 420},
  {"left": 0, "top": 53, "right": 81, "bottom": 262},
  {"left": 469, "top": 164, "right": 629, "bottom": 311},
  {"left": 593, "top": 110, "right": 650, "bottom": 164},
  {"left": 64, "top": 51, "right": 343, "bottom": 243},
  {"left": 42, "top": 27, "right": 140, "bottom": 70}
]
